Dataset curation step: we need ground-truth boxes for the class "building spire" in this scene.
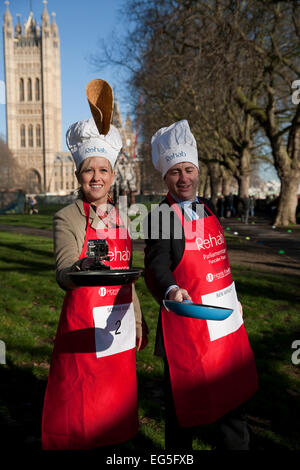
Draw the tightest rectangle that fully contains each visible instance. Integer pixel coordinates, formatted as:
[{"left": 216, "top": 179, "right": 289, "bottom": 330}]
[
  {"left": 15, "top": 13, "right": 22, "bottom": 36},
  {"left": 51, "top": 11, "right": 58, "bottom": 34},
  {"left": 4, "top": 0, "right": 12, "bottom": 24},
  {"left": 25, "top": 9, "right": 36, "bottom": 36},
  {"left": 42, "top": 0, "right": 50, "bottom": 25}
]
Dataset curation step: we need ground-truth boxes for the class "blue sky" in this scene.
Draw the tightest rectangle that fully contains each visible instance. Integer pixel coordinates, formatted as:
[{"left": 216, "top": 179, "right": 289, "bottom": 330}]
[{"left": 0, "top": 0, "right": 130, "bottom": 151}]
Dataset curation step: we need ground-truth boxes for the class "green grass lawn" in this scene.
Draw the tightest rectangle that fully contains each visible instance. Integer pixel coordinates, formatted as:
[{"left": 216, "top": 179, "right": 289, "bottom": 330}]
[
  {"left": 0, "top": 204, "right": 65, "bottom": 230},
  {"left": 0, "top": 229, "right": 299, "bottom": 451}
]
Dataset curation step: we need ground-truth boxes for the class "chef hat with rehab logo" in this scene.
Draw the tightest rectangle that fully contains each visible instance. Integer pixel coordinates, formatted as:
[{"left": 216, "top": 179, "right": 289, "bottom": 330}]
[
  {"left": 66, "top": 117, "right": 122, "bottom": 170},
  {"left": 151, "top": 120, "right": 198, "bottom": 178}
]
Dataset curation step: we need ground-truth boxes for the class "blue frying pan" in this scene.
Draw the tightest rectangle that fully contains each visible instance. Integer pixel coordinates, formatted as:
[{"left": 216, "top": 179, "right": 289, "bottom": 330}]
[{"left": 163, "top": 300, "right": 233, "bottom": 320}]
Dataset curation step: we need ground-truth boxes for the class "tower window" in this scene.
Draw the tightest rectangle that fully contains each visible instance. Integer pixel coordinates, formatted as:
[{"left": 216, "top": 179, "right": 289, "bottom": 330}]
[
  {"left": 19, "top": 78, "right": 24, "bottom": 102},
  {"left": 35, "top": 78, "right": 40, "bottom": 101},
  {"left": 27, "top": 78, "right": 32, "bottom": 101},
  {"left": 36, "top": 124, "right": 41, "bottom": 147},
  {"left": 28, "top": 124, "right": 33, "bottom": 147},
  {"left": 20, "top": 124, "right": 26, "bottom": 147}
]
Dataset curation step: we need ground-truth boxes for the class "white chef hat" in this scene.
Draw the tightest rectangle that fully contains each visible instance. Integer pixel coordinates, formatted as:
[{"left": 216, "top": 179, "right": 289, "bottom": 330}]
[
  {"left": 151, "top": 120, "right": 198, "bottom": 178},
  {"left": 66, "top": 117, "right": 122, "bottom": 170}
]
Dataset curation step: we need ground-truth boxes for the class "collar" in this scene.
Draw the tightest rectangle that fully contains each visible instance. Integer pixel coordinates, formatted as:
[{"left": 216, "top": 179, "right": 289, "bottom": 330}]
[
  {"left": 170, "top": 193, "right": 199, "bottom": 206},
  {"left": 76, "top": 198, "right": 106, "bottom": 230}
]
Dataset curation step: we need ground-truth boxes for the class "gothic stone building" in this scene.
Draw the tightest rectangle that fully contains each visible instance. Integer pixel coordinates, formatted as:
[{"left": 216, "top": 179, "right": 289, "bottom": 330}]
[{"left": 2, "top": 1, "right": 75, "bottom": 193}]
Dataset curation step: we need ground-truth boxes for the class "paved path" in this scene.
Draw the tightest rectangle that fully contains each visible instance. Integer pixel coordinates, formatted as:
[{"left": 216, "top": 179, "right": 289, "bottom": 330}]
[
  {"left": 219, "top": 217, "right": 300, "bottom": 277},
  {"left": 221, "top": 218, "right": 300, "bottom": 262},
  {"left": 134, "top": 216, "right": 300, "bottom": 276}
]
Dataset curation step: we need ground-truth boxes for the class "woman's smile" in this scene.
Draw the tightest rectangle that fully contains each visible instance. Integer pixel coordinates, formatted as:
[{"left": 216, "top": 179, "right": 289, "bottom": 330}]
[{"left": 76, "top": 157, "right": 114, "bottom": 206}]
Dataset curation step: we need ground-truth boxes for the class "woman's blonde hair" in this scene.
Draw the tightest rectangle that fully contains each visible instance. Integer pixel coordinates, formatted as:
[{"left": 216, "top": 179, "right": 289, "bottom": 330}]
[{"left": 77, "top": 156, "right": 113, "bottom": 177}]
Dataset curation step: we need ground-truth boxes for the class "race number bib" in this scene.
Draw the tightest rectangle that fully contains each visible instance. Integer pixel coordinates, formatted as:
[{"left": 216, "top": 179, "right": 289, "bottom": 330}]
[
  {"left": 201, "top": 282, "right": 243, "bottom": 341},
  {"left": 93, "top": 302, "right": 136, "bottom": 358}
]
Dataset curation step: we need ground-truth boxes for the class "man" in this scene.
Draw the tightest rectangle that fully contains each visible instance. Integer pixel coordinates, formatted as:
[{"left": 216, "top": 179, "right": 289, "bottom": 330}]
[{"left": 144, "top": 120, "right": 258, "bottom": 451}]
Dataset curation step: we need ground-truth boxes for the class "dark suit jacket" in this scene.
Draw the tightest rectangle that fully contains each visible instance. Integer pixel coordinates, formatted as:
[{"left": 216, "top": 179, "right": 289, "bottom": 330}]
[{"left": 143, "top": 196, "right": 218, "bottom": 356}]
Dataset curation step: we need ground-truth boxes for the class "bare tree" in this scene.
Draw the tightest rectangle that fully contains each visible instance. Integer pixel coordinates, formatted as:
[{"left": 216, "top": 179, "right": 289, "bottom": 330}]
[
  {"left": 0, "top": 138, "right": 25, "bottom": 190},
  {"left": 228, "top": 0, "right": 300, "bottom": 225},
  {"left": 92, "top": 0, "right": 299, "bottom": 225}
]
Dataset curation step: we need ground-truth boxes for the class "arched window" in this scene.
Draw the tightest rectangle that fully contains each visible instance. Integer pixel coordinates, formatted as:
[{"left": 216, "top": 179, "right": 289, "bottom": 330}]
[
  {"left": 20, "top": 124, "right": 26, "bottom": 147},
  {"left": 27, "top": 78, "right": 32, "bottom": 101},
  {"left": 19, "top": 78, "right": 24, "bottom": 102},
  {"left": 36, "top": 124, "right": 41, "bottom": 147},
  {"left": 35, "top": 78, "right": 40, "bottom": 101},
  {"left": 28, "top": 124, "right": 33, "bottom": 147}
]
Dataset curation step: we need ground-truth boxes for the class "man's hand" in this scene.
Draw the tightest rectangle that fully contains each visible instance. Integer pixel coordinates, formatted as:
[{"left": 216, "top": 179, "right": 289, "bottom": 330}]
[{"left": 168, "top": 287, "right": 192, "bottom": 302}]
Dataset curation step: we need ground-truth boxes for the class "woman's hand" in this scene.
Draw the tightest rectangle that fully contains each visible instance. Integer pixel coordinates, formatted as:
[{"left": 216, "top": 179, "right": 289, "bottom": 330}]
[
  {"left": 78, "top": 257, "right": 96, "bottom": 271},
  {"left": 136, "top": 317, "right": 149, "bottom": 352},
  {"left": 239, "top": 301, "right": 243, "bottom": 317}
]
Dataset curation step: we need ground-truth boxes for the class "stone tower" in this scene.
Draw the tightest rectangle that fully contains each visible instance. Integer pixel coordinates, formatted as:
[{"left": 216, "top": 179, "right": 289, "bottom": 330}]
[
  {"left": 111, "top": 93, "right": 136, "bottom": 157},
  {"left": 2, "top": 0, "right": 64, "bottom": 193}
]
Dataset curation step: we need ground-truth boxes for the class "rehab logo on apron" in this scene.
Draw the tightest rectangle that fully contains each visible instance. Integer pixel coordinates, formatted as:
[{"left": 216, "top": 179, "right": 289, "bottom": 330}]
[{"left": 161, "top": 193, "right": 258, "bottom": 427}]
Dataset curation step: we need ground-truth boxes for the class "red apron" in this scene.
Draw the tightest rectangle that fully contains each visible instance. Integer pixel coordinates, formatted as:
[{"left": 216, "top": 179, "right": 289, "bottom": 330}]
[
  {"left": 161, "top": 193, "right": 258, "bottom": 427},
  {"left": 42, "top": 202, "right": 138, "bottom": 450}
]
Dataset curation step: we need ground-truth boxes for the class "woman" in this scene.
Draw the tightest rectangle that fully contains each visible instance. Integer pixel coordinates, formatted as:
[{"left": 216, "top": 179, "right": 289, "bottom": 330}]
[{"left": 42, "top": 117, "right": 147, "bottom": 450}]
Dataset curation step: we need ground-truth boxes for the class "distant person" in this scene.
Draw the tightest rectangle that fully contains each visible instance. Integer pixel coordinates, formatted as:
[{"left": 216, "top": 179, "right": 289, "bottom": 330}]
[
  {"left": 28, "top": 196, "right": 38, "bottom": 214},
  {"left": 226, "top": 192, "right": 235, "bottom": 217},
  {"left": 249, "top": 196, "right": 256, "bottom": 217},
  {"left": 217, "top": 194, "right": 225, "bottom": 218},
  {"left": 241, "top": 196, "right": 250, "bottom": 224}
]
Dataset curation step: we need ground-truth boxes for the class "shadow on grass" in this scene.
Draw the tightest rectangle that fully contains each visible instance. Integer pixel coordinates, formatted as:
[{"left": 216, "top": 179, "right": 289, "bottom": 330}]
[
  {"left": 0, "top": 241, "right": 54, "bottom": 260},
  {"left": 0, "top": 255, "right": 54, "bottom": 275},
  {"left": 244, "top": 326, "right": 300, "bottom": 450},
  {"left": 233, "top": 271, "right": 299, "bottom": 304},
  {"left": 0, "top": 361, "right": 46, "bottom": 450},
  {"left": 0, "top": 338, "right": 299, "bottom": 451},
  {"left": 0, "top": 361, "right": 164, "bottom": 452}
]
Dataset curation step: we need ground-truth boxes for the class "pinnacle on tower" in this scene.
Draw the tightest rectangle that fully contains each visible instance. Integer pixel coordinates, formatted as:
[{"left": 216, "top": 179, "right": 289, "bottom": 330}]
[
  {"left": 112, "top": 94, "right": 122, "bottom": 129},
  {"left": 4, "top": 0, "right": 12, "bottom": 23},
  {"left": 25, "top": 11, "right": 37, "bottom": 37},
  {"left": 51, "top": 11, "right": 58, "bottom": 34},
  {"left": 42, "top": 0, "right": 50, "bottom": 25},
  {"left": 15, "top": 13, "right": 22, "bottom": 36}
]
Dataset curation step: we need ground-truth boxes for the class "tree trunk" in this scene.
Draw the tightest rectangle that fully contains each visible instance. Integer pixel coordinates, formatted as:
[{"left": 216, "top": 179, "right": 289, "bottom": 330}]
[
  {"left": 275, "top": 173, "right": 300, "bottom": 226},
  {"left": 220, "top": 165, "right": 234, "bottom": 196},
  {"left": 198, "top": 161, "right": 208, "bottom": 197},
  {"left": 238, "top": 174, "right": 250, "bottom": 199},
  {"left": 237, "top": 147, "right": 251, "bottom": 198}
]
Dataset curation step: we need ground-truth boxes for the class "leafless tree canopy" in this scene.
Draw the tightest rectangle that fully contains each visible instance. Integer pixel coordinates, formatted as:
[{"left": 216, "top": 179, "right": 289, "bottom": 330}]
[{"left": 93, "top": 0, "right": 300, "bottom": 225}]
